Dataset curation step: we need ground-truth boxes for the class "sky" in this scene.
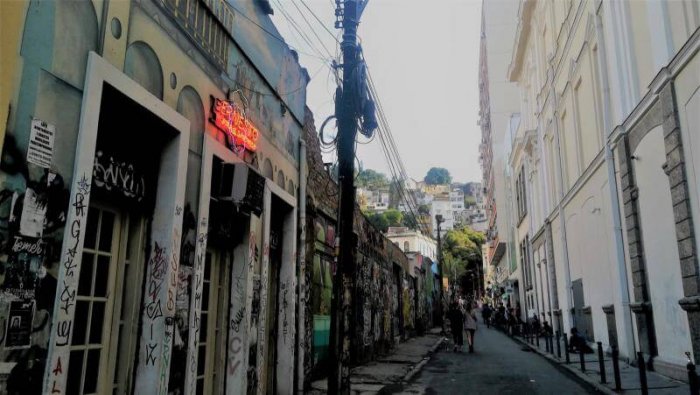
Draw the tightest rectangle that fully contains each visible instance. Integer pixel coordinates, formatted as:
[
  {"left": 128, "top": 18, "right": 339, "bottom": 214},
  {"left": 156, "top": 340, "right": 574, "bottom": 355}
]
[{"left": 271, "top": 0, "right": 483, "bottom": 184}]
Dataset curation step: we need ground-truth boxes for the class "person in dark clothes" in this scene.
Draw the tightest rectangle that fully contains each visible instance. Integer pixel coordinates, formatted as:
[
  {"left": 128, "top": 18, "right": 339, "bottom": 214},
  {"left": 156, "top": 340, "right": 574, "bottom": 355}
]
[
  {"left": 568, "top": 327, "right": 593, "bottom": 353},
  {"left": 448, "top": 302, "right": 464, "bottom": 352},
  {"left": 482, "top": 303, "right": 492, "bottom": 328}
]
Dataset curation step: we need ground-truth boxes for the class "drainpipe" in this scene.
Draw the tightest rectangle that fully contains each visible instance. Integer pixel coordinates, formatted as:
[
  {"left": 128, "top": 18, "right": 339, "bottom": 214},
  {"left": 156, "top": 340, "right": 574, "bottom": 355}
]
[
  {"left": 296, "top": 139, "right": 307, "bottom": 394},
  {"left": 595, "top": 11, "right": 636, "bottom": 360}
]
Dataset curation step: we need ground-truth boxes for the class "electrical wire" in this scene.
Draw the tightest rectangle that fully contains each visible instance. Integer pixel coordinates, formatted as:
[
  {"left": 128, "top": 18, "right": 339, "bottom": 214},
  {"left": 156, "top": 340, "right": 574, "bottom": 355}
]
[
  {"left": 272, "top": 0, "right": 331, "bottom": 61},
  {"left": 298, "top": 0, "right": 341, "bottom": 44},
  {"left": 235, "top": 60, "right": 327, "bottom": 98},
  {"left": 227, "top": 2, "right": 329, "bottom": 62},
  {"left": 290, "top": 0, "right": 336, "bottom": 59},
  {"left": 363, "top": 64, "right": 433, "bottom": 237}
]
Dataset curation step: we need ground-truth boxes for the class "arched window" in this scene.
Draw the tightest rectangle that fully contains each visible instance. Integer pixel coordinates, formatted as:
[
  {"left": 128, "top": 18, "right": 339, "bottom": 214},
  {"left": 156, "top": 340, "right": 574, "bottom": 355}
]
[{"left": 403, "top": 241, "right": 409, "bottom": 252}]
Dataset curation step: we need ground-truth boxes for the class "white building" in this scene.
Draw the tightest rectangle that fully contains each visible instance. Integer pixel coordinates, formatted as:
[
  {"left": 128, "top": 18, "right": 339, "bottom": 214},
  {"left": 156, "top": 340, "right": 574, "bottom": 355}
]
[
  {"left": 493, "top": 0, "right": 700, "bottom": 381},
  {"left": 387, "top": 227, "right": 438, "bottom": 262},
  {"left": 358, "top": 187, "right": 390, "bottom": 212}
]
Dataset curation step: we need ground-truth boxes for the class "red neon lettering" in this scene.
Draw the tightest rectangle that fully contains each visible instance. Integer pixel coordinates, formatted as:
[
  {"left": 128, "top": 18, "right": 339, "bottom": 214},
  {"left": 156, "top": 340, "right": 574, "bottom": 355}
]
[{"left": 211, "top": 99, "right": 259, "bottom": 151}]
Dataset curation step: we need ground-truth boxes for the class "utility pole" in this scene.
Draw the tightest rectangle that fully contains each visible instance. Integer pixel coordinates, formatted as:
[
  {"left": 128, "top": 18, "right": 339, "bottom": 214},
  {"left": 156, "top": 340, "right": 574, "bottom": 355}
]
[
  {"left": 329, "top": 1, "right": 370, "bottom": 393},
  {"left": 436, "top": 214, "right": 445, "bottom": 328}
]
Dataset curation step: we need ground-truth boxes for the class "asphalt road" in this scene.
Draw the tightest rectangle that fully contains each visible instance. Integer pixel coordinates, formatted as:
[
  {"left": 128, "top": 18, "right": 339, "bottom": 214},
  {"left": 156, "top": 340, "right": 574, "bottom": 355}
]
[{"left": 386, "top": 324, "right": 594, "bottom": 394}]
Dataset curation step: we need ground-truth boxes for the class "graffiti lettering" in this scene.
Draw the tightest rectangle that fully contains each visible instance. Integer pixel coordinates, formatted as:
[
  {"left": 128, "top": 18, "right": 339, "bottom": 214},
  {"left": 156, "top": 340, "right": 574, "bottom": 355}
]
[
  {"left": 11, "top": 236, "right": 43, "bottom": 255},
  {"left": 92, "top": 150, "right": 147, "bottom": 202},
  {"left": 55, "top": 320, "right": 72, "bottom": 347},
  {"left": 231, "top": 307, "right": 245, "bottom": 333},
  {"left": 146, "top": 343, "right": 158, "bottom": 365},
  {"left": 282, "top": 282, "right": 289, "bottom": 343},
  {"left": 146, "top": 300, "right": 163, "bottom": 320},
  {"left": 72, "top": 191, "right": 86, "bottom": 217},
  {"left": 227, "top": 335, "right": 242, "bottom": 375},
  {"left": 52, "top": 357, "right": 63, "bottom": 375},
  {"left": 59, "top": 282, "right": 75, "bottom": 315},
  {"left": 77, "top": 174, "right": 90, "bottom": 196},
  {"left": 148, "top": 243, "right": 167, "bottom": 302}
]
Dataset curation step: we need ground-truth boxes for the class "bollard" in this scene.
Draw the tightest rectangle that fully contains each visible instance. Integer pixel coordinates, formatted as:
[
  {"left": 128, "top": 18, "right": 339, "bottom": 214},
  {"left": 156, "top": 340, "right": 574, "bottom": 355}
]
[
  {"left": 564, "top": 336, "right": 571, "bottom": 363},
  {"left": 545, "top": 333, "right": 551, "bottom": 353},
  {"left": 612, "top": 346, "right": 622, "bottom": 391},
  {"left": 556, "top": 331, "right": 562, "bottom": 359},
  {"left": 686, "top": 351, "right": 699, "bottom": 395},
  {"left": 597, "top": 342, "right": 607, "bottom": 384},
  {"left": 549, "top": 334, "right": 555, "bottom": 355},
  {"left": 638, "top": 352, "right": 649, "bottom": 395},
  {"left": 536, "top": 332, "right": 540, "bottom": 348},
  {"left": 580, "top": 349, "right": 586, "bottom": 372}
]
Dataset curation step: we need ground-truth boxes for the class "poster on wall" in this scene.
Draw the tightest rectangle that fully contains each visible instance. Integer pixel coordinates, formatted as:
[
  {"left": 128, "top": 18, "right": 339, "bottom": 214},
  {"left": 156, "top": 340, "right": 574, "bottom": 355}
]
[
  {"left": 26, "top": 118, "right": 55, "bottom": 169},
  {"left": 5, "top": 299, "right": 35, "bottom": 348},
  {"left": 0, "top": 235, "right": 44, "bottom": 300}
]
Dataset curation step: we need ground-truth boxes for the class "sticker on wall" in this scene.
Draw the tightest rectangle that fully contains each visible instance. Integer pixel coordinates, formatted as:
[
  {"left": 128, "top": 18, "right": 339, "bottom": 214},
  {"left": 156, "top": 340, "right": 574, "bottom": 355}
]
[
  {"left": 19, "top": 187, "right": 47, "bottom": 237},
  {"left": 27, "top": 118, "right": 55, "bottom": 169},
  {"left": 5, "top": 299, "right": 35, "bottom": 348}
]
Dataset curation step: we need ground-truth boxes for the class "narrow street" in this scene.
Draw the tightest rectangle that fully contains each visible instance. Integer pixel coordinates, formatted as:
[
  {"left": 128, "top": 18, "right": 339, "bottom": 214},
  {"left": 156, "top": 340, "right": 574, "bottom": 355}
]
[{"left": 393, "top": 326, "right": 593, "bottom": 394}]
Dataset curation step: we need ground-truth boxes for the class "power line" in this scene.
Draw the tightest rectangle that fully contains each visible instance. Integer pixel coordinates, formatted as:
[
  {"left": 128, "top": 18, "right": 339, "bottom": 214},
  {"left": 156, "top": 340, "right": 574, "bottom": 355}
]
[
  {"left": 272, "top": 0, "right": 331, "bottom": 60},
  {"left": 235, "top": 60, "right": 328, "bottom": 97},
  {"left": 290, "top": 0, "right": 336, "bottom": 59},
  {"left": 227, "top": 2, "right": 330, "bottom": 62},
  {"left": 364, "top": 65, "right": 433, "bottom": 237},
  {"left": 298, "top": 0, "right": 342, "bottom": 44}
]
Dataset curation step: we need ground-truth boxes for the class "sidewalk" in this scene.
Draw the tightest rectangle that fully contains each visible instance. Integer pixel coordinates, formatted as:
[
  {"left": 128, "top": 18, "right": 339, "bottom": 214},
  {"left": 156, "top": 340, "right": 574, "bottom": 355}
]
[
  {"left": 309, "top": 329, "right": 444, "bottom": 394},
  {"left": 512, "top": 332, "right": 690, "bottom": 394}
]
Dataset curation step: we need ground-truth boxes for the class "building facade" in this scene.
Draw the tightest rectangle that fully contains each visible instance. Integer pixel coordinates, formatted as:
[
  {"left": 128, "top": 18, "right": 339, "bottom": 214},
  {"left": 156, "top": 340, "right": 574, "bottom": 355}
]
[
  {"left": 0, "top": 1, "right": 310, "bottom": 394},
  {"left": 490, "top": 0, "right": 700, "bottom": 382},
  {"left": 479, "top": 0, "right": 522, "bottom": 306},
  {"left": 386, "top": 227, "right": 438, "bottom": 262}
]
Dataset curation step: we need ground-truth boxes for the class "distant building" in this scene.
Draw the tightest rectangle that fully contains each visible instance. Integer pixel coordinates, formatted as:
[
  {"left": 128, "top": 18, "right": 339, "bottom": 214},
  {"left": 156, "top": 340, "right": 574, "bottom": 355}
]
[
  {"left": 387, "top": 227, "right": 437, "bottom": 262},
  {"left": 358, "top": 187, "right": 390, "bottom": 212}
]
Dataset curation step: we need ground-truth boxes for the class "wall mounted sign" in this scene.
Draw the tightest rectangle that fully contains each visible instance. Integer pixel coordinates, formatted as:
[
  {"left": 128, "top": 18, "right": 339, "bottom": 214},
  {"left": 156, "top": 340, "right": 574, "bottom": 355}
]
[
  {"left": 209, "top": 98, "right": 259, "bottom": 152},
  {"left": 27, "top": 118, "right": 55, "bottom": 168}
]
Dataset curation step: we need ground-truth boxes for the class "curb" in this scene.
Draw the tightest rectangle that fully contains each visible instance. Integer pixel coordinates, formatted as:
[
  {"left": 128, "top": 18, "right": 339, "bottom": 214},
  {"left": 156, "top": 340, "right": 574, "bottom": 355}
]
[
  {"left": 401, "top": 336, "right": 445, "bottom": 383},
  {"left": 511, "top": 335, "right": 615, "bottom": 395}
]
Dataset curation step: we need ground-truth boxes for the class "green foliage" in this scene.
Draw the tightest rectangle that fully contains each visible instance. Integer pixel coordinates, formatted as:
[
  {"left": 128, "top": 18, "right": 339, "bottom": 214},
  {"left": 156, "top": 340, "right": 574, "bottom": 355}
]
[
  {"left": 366, "top": 209, "right": 411, "bottom": 233},
  {"left": 402, "top": 211, "right": 418, "bottom": 229},
  {"left": 424, "top": 167, "right": 452, "bottom": 185},
  {"left": 384, "top": 209, "right": 404, "bottom": 227},
  {"left": 418, "top": 204, "right": 431, "bottom": 216},
  {"left": 464, "top": 195, "right": 477, "bottom": 207},
  {"left": 367, "top": 212, "right": 389, "bottom": 232},
  {"left": 357, "top": 169, "right": 389, "bottom": 190},
  {"left": 442, "top": 226, "right": 485, "bottom": 275}
]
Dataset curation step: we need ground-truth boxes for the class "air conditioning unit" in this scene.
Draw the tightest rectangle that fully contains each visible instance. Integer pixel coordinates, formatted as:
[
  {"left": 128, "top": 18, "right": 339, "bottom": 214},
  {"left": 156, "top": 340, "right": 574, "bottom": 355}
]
[{"left": 215, "top": 162, "right": 265, "bottom": 216}]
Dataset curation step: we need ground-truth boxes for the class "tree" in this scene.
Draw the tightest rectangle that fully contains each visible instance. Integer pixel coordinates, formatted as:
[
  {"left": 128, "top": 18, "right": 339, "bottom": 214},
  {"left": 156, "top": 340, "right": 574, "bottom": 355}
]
[
  {"left": 367, "top": 212, "right": 389, "bottom": 232},
  {"left": 384, "top": 209, "right": 403, "bottom": 228},
  {"left": 464, "top": 195, "right": 477, "bottom": 207},
  {"left": 418, "top": 204, "right": 431, "bottom": 216},
  {"left": 356, "top": 169, "right": 389, "bottom": 190},
  {"left": 442, "top": 226, "right": 486, "bottom": 297},
  {"left": 402, "top": 211, "right": 418, "bottom": 230},
  {"left": 424, "top": 167, "right": 452, "bottom": 185}
]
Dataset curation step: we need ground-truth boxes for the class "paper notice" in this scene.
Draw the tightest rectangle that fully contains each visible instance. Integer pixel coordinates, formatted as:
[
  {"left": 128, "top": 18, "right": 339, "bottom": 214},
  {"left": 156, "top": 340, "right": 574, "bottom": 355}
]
[{"left": 27, "top": 118, "right": 55, "bottom": 168}]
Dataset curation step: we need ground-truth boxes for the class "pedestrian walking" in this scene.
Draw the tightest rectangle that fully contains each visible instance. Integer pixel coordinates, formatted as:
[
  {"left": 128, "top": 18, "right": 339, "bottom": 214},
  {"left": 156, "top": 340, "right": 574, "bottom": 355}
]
[
  {"left": 465, "top": 302, "right": 478, "bottom": 353},
  {"left": 448, "top": 302, "right": 465, "bottom": 352},
  {"left": 482, "top": 303, "right": 492, "bottom": 328}
]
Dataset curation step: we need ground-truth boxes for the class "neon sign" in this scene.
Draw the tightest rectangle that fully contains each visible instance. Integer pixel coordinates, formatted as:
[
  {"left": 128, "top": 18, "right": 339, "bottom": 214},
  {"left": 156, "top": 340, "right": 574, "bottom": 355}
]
[{"left": 210, "top": 98, "right": 260, "bottom": 152}]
